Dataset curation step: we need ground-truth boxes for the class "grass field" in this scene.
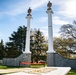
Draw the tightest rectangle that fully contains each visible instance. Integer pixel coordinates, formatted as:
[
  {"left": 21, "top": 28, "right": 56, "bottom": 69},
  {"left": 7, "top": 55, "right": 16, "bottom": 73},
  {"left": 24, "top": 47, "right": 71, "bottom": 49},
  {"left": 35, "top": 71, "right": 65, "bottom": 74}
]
[
  {"left": 67, "top": 70, "right": 76, "bottom": 75},
  {"left": 0, "top": 64, "right": 45, "bottom": 69},
  {"left": 0, "top": 65, "right": 7, "bottom": 69}
]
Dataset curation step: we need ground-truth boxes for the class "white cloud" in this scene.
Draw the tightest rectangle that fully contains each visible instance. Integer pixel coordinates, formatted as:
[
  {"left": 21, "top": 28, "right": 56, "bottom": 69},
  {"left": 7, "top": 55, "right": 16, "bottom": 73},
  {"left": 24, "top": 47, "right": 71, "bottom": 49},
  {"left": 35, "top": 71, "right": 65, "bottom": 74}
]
[
  {"left": 38, "top": 15, "right": 70, "bottom": 37},
  {"left": 53, "top": 27, "right": 60, "bottom": 37},
  {"left": 37, "top": 16, "right": 69, "bottom": 25},
  {"left": 1, "top": 0, "right": 75, "bottom": 39},
  {"left": 58, "top": 0, "right": 76, "bottom": 18},
  {"left": 1, "top": 0, "right": 76, "bottom": 18},
  {"left": 0, "top": 0, "right": 48, "bottom": 16},
  {"left": 29, "top": 0, "right": 48, "bottom": 10},
  {"left": 53, "top": 16, "right": 69, "bottom": 25},
  {"left": 40, "top": 26, "right": 48, "bottom": 37},
  {"left": 53, "top": 32, "right": 60, "bottom": 37},
  {"left": 3, "top": 1, "right": 28, "bottom": 16},
  {"left": 41, "top": 26, "right": 60, "bottom": 38},
  {"left": 50, "top": 0, "right": 64, "bottom": 5},
  {"left": 38, "top": 17, "right": 47, "bottom": 22}
]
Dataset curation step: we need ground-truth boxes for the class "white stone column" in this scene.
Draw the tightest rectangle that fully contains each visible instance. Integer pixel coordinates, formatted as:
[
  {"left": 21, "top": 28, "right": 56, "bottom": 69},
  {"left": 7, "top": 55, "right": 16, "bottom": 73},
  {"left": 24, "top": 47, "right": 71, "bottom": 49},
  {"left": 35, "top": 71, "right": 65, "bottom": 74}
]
[
  {"left": 46, "top": 1, "right": 54, "bottom": 53},
  {"left": 24, "top": 8, "right": 32, "bottom": 53}
]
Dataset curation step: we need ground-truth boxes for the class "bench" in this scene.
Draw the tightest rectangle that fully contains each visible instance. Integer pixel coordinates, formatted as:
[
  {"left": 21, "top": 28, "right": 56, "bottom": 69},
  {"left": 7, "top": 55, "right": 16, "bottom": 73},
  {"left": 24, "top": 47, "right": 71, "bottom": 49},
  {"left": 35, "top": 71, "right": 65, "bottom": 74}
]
[{"left": 19, "top": 61, "right": 45, "bottom": 67}]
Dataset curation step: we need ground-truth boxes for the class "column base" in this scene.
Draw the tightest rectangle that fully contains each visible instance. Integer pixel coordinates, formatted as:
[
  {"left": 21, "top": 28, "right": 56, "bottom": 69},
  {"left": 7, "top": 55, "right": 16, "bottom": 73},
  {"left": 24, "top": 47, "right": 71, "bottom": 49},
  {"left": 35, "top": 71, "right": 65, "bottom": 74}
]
[
  {"left": 20, "top": 53, "right": 31, "bottom": 67},
  {"left": 23, "top": 51, "right": 31, "bottom": 54},
  {"left": 47, "top": 52, "right": 56, "bottom": 67}
]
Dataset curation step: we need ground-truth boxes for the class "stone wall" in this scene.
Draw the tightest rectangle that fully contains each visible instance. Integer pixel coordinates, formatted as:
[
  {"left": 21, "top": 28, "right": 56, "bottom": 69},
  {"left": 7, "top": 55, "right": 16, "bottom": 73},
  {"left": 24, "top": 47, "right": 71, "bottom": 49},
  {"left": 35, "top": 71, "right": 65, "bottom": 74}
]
[
  {"left": 47, "top": 53, "right": 76, "bottom": 70},
  {"left": 3, "top": 52, "right": 76, "bottom": 69},
  {"left": 3, "top": 53, "right": 31, "bottom": 67}
]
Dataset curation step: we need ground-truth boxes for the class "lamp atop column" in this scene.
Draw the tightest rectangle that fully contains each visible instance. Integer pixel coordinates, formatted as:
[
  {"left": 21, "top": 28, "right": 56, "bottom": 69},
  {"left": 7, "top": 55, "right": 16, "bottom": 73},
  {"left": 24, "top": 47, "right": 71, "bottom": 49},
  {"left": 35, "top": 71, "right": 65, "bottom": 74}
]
[
  {"left": 47, "top": 1, "right": 53, "bottom": 14},
  {"left": 27, "top": 7, "right": 32, "bottom": 16},
  {"left": 47, "top": 1, "right": 52, "bottom": 10}
]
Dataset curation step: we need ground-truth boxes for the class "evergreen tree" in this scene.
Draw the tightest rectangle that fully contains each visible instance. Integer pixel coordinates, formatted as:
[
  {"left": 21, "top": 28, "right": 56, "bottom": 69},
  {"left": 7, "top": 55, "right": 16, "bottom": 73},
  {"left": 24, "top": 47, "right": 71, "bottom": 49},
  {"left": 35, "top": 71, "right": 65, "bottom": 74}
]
[
  {"left": 8, "top": 25, "right": 26, "bottom": 51},
  {"left": 5, "top": 26, "right": 26, "bottom": 57},
  {"left": 5, "top": 26, "right": 47, "bottom": 59},
  {"left": 0, "top": 39, "right": 6, "bottom": 59},
  {"left": 30, "top": 29, "right": 47, "bottom": 63}
]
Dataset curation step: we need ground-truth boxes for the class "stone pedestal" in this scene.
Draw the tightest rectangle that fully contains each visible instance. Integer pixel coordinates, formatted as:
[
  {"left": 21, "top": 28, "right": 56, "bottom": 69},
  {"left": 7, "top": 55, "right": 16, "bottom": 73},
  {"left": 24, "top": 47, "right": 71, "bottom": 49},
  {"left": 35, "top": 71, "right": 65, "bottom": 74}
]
[
  {"left": 47, "top": 53, "right": 55, "bottom": 66},
  {"left": 20, "top": 53, "right": 31, "bottom": 67}
]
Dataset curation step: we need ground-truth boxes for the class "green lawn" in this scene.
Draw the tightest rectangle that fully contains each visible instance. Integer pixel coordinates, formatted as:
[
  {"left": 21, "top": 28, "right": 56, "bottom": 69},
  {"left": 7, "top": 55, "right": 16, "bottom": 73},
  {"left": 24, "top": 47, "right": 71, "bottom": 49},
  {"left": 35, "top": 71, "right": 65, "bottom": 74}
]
[
  {"left": 0, "top": 64, "right": 45, "bottom": 69},
  {"left": 0, "top": 65, "right": 7, "bottom": 69},
  {"left": 67, "top": 70, "right": 76, "bottom": 75}
]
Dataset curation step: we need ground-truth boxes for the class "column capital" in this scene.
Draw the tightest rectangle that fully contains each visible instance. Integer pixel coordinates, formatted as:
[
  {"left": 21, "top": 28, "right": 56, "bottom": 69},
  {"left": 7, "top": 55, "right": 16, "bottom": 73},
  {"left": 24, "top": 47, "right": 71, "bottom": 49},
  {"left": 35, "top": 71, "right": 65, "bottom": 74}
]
[
  {"left": 26, "top": 15, "right": 32, "bottom": 19},
  {"left": 46, "top": 9, "right": 53, "bottom": 14}
]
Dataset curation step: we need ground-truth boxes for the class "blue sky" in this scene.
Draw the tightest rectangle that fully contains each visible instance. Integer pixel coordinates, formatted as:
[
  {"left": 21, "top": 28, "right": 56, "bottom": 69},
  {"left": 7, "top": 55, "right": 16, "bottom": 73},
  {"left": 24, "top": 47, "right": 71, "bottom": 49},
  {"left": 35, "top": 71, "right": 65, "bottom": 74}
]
[{"left": 0, "top": 0, "right": 76, "bottom": 43}]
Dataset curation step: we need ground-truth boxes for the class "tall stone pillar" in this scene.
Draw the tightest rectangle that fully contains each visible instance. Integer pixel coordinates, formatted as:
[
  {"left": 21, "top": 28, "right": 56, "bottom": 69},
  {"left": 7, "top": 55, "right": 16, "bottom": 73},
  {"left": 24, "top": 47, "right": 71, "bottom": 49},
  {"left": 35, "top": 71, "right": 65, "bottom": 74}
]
[
  {"left": 24, "top": 7, "right": 32, "bottom": 53},
  {"left": 22, "top": 8, "right": 32, "bottom": 66},
  {"left": 24, "top": 8, "right": 32, "bottom": 53},
  {"left": 46, "top": 1, "right": 55, "bottom": 66},
  {"left": 46, "top": 1, "right": 54, "bottom": 53}
]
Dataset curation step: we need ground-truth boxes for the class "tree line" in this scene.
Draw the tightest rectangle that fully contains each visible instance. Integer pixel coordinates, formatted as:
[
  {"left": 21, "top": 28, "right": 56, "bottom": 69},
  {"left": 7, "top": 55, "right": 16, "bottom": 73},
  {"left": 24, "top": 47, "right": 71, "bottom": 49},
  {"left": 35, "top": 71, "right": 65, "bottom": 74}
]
[
  {"left": 0, "top": 26, "right": 47, "bottom": 62},
  {"left": 0, "top": 20, "right": 76, "bottom": 61},
  {"left": 54, "top": 20, "right": 76, "bottom": 59}
]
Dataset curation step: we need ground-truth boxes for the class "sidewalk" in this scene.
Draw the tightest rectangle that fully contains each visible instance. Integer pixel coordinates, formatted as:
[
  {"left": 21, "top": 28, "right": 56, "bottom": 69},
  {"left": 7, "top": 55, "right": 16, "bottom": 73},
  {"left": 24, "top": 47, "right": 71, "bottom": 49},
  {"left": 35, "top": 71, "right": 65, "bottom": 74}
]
[
  {"left": 0, "top": 67, "right": 71, "bottom": 75},
  {"left": 0, "top": 68, "right": 32, "bottom": 74}
]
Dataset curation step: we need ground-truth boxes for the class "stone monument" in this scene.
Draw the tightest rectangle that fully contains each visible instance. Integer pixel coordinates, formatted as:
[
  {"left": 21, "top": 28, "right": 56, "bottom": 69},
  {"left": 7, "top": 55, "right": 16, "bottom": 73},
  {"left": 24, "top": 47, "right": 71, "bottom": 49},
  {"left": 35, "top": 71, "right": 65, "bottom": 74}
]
[
  {"left": 22, "top": 7, "right": 32, "bottom": 66},
  {"left": 24, "top": 7, "right": 32, "bottom": 53},
  {"left": 46, "top": 1, "right": 55, "bottom": 66}
]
